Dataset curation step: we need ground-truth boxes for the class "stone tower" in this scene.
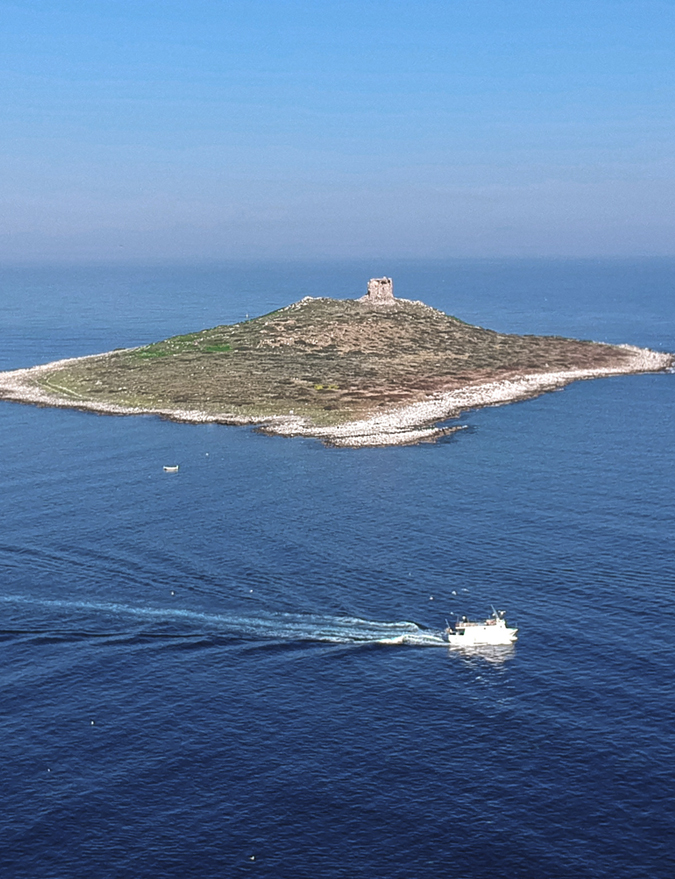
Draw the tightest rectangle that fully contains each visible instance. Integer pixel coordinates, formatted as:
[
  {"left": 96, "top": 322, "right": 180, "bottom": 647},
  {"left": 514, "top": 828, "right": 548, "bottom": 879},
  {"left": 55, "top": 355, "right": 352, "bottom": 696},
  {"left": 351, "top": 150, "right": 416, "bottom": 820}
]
[{"left": 365, "top": 277, "right": 394, "bottom": 304}]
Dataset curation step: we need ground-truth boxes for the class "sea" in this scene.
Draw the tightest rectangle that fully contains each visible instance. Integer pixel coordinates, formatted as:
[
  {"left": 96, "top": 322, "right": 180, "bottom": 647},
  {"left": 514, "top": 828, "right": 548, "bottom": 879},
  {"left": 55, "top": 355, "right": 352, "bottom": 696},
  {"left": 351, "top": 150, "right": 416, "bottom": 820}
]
[{"left": 1, "top": 260, "right": 674, "bottom": 879}]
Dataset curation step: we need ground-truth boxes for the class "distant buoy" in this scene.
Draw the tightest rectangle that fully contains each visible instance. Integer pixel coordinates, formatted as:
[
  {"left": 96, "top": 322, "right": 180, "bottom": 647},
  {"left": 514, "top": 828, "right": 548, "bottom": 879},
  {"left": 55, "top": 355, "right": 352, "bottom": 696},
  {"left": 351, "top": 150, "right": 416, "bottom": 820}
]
[
  {"left": 429, "top": 595, "right": 434, "bottom": 600},
  {"left": 90, "top": 720, "right": 95, "bottom": 726},
  {"left": 171, "top": 590, "right": 175, "bottom": 596}
]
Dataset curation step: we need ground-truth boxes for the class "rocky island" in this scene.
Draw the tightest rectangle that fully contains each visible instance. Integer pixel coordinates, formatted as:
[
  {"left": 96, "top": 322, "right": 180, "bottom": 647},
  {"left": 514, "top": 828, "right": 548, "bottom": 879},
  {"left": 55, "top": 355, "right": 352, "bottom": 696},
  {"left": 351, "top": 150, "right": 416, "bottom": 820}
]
[{"left": 0, "top": 278, "right": 671, "bottom": 446}]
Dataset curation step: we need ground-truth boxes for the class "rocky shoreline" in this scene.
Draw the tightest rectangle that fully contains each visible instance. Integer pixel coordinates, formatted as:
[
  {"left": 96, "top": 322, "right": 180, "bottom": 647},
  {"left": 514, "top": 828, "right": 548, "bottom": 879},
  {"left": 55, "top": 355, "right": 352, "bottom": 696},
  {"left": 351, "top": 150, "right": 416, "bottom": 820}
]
[
  {"left": 0, "top": 344, "right": 670, "bottom": 448},
  {"left": 265, "top": 344, "right": 672, "bottom": 446}
]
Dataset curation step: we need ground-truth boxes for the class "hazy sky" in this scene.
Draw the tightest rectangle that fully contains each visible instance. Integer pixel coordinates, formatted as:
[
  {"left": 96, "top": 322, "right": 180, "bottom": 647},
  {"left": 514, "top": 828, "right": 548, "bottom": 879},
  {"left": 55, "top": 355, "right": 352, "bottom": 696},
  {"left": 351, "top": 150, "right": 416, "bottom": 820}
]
[{"left": 2, "top": 0, "right": 673, "bottom": 261}]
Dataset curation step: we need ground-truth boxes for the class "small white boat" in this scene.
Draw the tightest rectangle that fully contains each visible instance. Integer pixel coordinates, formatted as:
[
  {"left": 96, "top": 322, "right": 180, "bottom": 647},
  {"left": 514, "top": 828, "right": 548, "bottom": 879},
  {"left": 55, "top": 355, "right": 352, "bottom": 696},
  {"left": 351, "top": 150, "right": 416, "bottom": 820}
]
[
  {"left": 444, "top": 608, "right": 517, "bottom": 646},
  {"left": 163, "top": 465, "right": 180, "bottom": 473}
]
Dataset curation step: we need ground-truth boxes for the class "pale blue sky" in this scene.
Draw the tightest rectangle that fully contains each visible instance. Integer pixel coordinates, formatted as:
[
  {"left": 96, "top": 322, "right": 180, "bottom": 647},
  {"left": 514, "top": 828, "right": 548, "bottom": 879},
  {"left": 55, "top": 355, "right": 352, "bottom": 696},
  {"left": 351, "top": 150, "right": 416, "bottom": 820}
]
[{"left": 2, "top": 0, "right": 673, "bottom": 261}]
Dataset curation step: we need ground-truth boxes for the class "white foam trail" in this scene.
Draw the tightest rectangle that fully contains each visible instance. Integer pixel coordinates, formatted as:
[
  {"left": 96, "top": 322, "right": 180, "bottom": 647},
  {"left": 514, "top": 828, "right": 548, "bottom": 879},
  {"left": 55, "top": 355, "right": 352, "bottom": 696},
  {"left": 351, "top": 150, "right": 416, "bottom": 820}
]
[{"left": 0, "top": 594, "right": 449, "bottom": 647}]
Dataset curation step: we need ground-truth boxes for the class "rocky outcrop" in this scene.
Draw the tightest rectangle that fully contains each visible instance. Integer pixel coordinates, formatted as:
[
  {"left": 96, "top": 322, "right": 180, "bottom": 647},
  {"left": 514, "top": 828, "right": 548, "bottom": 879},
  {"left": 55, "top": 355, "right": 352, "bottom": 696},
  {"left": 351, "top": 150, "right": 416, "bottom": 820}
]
[{"left": 0, "top": 291, "right": 671, "bottom": 448}]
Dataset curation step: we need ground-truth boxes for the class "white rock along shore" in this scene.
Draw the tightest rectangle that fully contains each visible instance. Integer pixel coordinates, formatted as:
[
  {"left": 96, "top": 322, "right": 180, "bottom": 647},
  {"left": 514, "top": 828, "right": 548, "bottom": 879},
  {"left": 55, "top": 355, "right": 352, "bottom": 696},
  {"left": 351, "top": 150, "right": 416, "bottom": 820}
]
[{"left": 0, "top": 345, "right": 671, "bottom": 448}]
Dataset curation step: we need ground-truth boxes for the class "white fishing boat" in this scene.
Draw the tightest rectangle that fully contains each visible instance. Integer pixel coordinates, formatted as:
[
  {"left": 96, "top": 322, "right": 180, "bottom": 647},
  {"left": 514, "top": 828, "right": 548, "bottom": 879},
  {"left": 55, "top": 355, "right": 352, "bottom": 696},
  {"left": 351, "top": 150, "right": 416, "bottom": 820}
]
[
  {"left": 163, "top": 465, "right": 180, "bottom": 472},
  {"left": 444, "top": 608, "right": 517, "bottom": 646}
]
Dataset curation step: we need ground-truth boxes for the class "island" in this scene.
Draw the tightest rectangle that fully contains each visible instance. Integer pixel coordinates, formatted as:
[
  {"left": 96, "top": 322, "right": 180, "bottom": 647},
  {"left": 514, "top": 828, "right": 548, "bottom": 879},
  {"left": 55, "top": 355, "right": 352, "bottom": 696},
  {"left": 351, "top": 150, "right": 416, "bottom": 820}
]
[{"left": 0, "top": 278, "right": 671, "bottom": 447}]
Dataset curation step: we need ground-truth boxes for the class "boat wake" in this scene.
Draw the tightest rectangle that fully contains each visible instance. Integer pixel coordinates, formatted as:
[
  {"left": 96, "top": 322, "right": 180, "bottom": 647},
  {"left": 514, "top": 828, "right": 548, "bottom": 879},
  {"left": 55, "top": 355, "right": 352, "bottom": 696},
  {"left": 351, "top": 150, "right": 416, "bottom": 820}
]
[{"left": 0, "top": 594, "right": 451, "bottom": 648}]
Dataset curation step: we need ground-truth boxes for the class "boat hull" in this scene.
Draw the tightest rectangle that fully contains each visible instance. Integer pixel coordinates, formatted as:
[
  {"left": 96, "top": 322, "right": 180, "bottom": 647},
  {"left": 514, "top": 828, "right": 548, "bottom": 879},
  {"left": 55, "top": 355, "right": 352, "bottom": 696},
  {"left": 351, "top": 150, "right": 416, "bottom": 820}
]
[
  {"left": 444, "top": 626, "right": 518, "bottom": 646},
  {"left": 444, "top": 611, "right": 518, "bottom": 646}
]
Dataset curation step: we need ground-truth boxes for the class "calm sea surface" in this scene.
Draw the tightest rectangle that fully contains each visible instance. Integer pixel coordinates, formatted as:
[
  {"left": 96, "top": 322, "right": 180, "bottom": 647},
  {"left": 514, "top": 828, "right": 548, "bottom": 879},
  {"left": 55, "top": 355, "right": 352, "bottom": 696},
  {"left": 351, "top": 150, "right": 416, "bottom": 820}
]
[{"left": 1, "top": 260, "right": 674, "bottom": 878}]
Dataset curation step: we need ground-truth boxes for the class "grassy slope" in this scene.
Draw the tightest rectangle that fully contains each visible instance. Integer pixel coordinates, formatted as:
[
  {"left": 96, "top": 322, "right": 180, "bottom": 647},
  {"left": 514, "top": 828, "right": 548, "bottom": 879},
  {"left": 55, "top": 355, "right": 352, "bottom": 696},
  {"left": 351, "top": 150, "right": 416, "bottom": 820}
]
[{"left": 32, "top": 297, "right": 635, "bottom": 425}]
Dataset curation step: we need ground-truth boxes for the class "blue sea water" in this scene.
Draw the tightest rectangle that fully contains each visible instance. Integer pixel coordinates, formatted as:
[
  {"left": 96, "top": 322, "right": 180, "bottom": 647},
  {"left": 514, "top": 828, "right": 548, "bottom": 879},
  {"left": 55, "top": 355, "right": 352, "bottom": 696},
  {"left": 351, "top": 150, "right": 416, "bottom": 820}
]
[{"left": 1, "top": 260, "right": 674, "bottom": 878}]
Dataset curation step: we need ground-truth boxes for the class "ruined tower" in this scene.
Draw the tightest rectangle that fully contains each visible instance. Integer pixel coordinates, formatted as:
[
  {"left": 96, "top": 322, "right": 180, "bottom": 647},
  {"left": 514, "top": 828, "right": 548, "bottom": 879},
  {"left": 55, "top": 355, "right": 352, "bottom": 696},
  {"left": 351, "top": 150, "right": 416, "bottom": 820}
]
[{"left": 364, "top": 277, "right": 394, "bottom": 304}]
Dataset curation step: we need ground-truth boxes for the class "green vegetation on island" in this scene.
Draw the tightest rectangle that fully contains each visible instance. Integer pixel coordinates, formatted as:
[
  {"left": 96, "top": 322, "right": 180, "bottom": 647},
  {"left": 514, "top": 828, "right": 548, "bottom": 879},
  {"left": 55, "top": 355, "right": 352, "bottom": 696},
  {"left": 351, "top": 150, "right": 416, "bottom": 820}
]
[{"left": 23, "top": 295, "right": 653, "bottom": 427}]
